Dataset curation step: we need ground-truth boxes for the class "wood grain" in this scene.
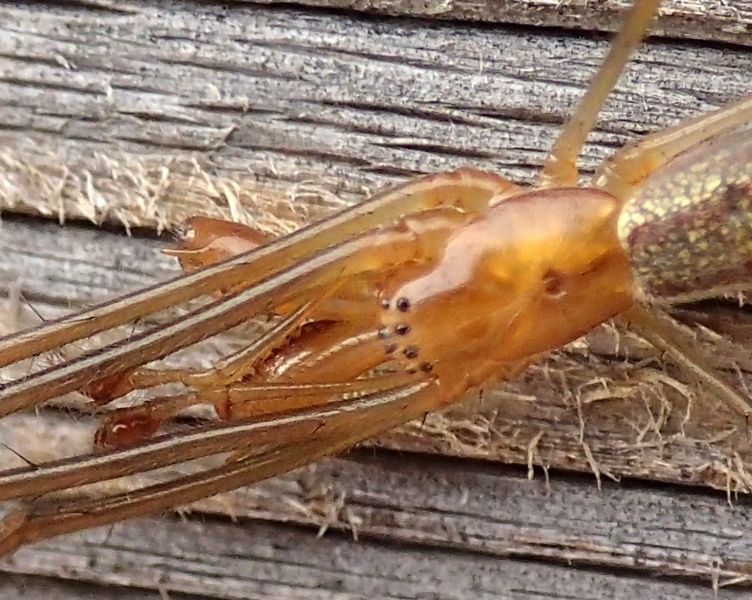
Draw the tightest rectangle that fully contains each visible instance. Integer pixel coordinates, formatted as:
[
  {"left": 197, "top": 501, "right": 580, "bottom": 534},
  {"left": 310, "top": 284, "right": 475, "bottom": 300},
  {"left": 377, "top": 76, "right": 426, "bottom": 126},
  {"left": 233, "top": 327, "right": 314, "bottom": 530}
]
[
  {"left": 2, "top": 450, "right": 752, "bottom": 597},
  {"left": 2, "top": 1, "right": 752, "bottom": 598},
  {"left": 254, "top": 0, "right": 752, "bottom": 46},
  {"left": 1, "top": 2, "right": 751, "bottom": 229}
]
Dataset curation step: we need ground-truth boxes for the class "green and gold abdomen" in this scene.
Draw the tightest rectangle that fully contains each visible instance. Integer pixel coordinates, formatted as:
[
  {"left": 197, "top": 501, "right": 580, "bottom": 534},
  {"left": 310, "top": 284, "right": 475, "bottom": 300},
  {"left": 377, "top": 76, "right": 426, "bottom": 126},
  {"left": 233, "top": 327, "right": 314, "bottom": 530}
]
[{"left": 618, "top": 128, "right": 752, "bottom": 304}]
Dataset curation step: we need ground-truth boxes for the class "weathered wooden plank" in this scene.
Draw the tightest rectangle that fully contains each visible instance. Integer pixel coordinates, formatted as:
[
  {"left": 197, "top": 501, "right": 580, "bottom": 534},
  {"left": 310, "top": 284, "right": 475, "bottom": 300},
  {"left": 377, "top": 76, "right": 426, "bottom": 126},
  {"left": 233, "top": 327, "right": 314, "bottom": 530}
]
[
  {"left": 59, "top": 0, "right": 752, "bottom": 46},
  {"left": 1, "top": 2, "right": 750, "bottom": 231},
  {"left": 0, "top": 572, "right": 202, "bottom": 600},
  {"left": 2, "top": 456, "right": 751, "bottom": 598},
  {"left": 6, "top": 410, "right": 752, "bottom": 588},
  {"left": 0, "top": 216, "right": 170, "bottom": 308},
  {"left": 255, "top": 0, "right": 752, "bottom": 46}
]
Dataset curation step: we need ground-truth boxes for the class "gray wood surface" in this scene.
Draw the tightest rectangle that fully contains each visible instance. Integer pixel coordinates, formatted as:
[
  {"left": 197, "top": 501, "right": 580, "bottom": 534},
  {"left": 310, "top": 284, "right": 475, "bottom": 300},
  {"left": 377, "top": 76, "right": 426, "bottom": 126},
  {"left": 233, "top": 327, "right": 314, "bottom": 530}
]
[
  {"left": 2, "top": 1, "right": 751, "bottom": 229},
  {"left": 2, "top": 507, "right": 750, "bottom": 599},
  {"left": 1, "top": 443, "right": 752, "bottom": 597},
  {"left": 255, "top": 0, "right": 752, "bottom": 46},
  {"left": 2, "top": 1, "right": 752, "bottom": 598}
]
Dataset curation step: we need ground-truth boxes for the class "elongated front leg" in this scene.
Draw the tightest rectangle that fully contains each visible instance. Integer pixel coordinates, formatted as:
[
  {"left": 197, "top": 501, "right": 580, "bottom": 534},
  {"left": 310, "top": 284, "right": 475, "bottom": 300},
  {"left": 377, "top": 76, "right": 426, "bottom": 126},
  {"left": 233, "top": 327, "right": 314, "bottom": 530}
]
[
  {"left": 93, "top": 312, "right": 397, "bottom": 449},
  {"left": 93, "top": 204, "right": 475, "bottom": 447},
  {"left": 92, "top": 302, "right": 315, "bottom": 447},
  {"left": 0, "top": 167, "right": 517, "bottom": 370},
  {"left": 84, "top": 217, "right": 310, "bottom": 405},
  {"left": 89, "top": 219, "right": 370, "bottom": 446},
  {"left": 539, "top": 0, "right": 661, "bottom": 186},
  {"left": 88, "top": 204, "right": 467, "bottom": 406},
  {"left": 0, "top": 378, "right": 439, "bottom": 556},
  {"left": 0, "top": 169, "right": 519, "bottom": 418}
]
